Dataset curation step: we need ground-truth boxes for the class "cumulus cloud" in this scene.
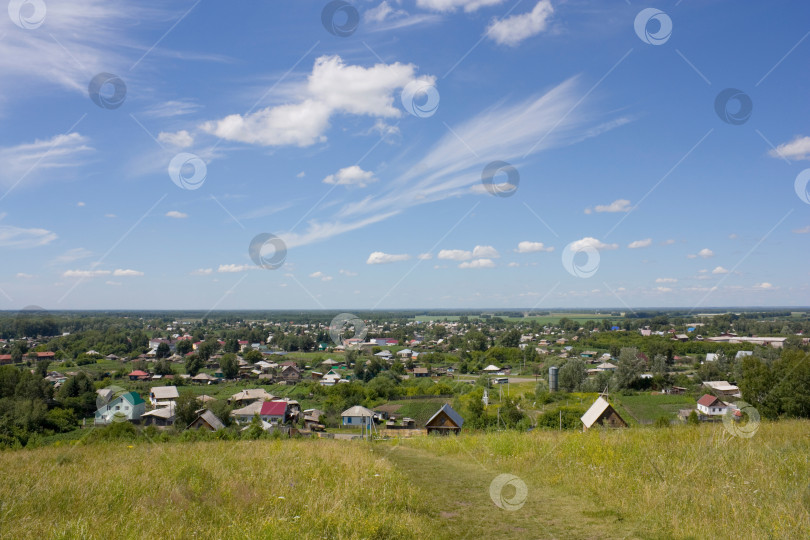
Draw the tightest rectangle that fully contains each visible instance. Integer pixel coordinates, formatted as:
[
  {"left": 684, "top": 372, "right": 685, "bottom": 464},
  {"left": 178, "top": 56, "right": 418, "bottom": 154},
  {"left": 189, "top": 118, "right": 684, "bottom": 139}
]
[
  {"left": 113, "top": 269, "right": 144, "bottom": 277},
  {"left": 586, "top": 199, "right": 632, "bottom": 214},
  {"left": 191, "top": 268, "right": 213, "bottom": 275},
  {"left": 157, "top": 130, "right": 194, "bottom": 149},
  {"left": 712, "top": 266, "right": 729, "bottom": 275},
  {"left": 165, "top": 210, "right": 188, "bottom": 219},
  {"left": 323, "top": 165, "right": 378, "bottom": 187},
  {"left": 201, "top": 55, "right": 432, "bottom": 147},
  {"left": 309, "top": 271, "right": 333, "bottom": 282},
  {"left": 218, "top": 264, "right": 254, "bottom": 273},
  {"left": 698, "top": 248, "right": 714, "bottom": 258},
  {"left": 661, "top": 239, "right": 676, "bottom": 246},
  {"left": 508, "top": 262, "right": 520, "bottom": 267},
  {"left": 0, "top": 225, "right": 57, "bottom": 248},
  {"left": 438, "top": 245, "right": 499, "bottom": 260},
  {"left": 366, "top": 251, "right": 411, "bottom": 264},
  {"left": 655, "top": 287, "right": 673, "bottom": 292},
  {"left": 769, "top": 135, "right": 810, "bottom": 161},
  {"left": 515, "top": 241, "right": 554, "bottom": 253},
  {"left": 568, "top": 237, "right": 618, "bottom": 251},
  {"left": 63, "top": 269, "right": 110, "bottom": 278},
  {"left": 655, "top": 278, "right": 677, "bottom": 283},
  {"left": 486, "top": 0, "right": 554, "bottom": 46},
  {"left": 417, "top": 253, "right": 433, "bottom": 260},
  {"left": 753, "top": 282, "right": 774, "bottom": 290},
  {"left": 339, "top": 269, "right": 358, "bottom": 276},
  {"left": 458, "top": 258, "right": 496, "bottom": 269},
  {"left": 16, "top": 273, "right": 34, "bottom": 278},
  {"left": 627, "top": 238, "right": 652, "bottom": 249}
]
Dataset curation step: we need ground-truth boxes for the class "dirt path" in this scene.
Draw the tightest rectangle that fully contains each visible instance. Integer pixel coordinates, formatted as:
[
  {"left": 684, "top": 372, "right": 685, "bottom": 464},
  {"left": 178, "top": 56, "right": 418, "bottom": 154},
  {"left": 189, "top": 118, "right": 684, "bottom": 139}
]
[{"left": 383, "top": 445, "right": 645, "bottom": 539}]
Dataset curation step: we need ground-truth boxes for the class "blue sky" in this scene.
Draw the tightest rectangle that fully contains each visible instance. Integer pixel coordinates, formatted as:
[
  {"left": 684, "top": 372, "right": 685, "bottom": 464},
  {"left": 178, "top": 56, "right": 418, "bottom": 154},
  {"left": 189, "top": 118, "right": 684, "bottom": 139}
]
[{"left": 1, "top": 0, "right": 809, "bottom": 310}]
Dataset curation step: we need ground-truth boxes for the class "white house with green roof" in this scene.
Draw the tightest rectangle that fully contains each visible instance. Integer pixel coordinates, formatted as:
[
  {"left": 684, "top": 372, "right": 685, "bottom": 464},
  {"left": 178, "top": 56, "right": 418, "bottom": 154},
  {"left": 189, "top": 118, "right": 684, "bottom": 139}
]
[{"left": 94, "top": 391, "right": 145, "bottom": 424}]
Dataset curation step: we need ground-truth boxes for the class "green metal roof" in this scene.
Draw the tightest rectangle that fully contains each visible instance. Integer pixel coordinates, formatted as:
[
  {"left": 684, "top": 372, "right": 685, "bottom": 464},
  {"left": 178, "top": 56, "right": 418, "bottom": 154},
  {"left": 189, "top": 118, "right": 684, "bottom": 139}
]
[{"left": 122, "top": 392, "right": 145, "bottom": 406}]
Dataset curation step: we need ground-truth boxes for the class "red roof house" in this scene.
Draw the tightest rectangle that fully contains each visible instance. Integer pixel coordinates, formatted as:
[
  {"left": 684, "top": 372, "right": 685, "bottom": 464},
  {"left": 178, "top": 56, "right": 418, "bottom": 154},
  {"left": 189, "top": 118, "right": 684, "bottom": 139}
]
[{"left": 259, "top": 401, "right": 287, "bottom": 424}]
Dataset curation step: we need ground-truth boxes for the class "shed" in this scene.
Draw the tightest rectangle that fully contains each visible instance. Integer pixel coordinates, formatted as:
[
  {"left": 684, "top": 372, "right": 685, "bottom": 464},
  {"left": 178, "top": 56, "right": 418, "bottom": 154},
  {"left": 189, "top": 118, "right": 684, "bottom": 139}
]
[
  {"left": 425, "top": 404, "right": 464, "bottom": 435},
  {"left": 141, "top": 406, "right": 175, "bottom": 427},
  {"left": 189, "top": 410, "right": 225, "bottom": 431},
  {"left": 580, "top": 397, "right": 627, "bottom": 430}
]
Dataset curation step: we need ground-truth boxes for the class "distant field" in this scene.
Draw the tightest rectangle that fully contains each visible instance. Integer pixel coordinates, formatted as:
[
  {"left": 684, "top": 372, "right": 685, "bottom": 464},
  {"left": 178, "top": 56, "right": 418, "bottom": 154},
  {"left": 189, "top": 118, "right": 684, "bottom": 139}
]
[{"left": 611, "top": 393, "right": 697, "bottom": 424}]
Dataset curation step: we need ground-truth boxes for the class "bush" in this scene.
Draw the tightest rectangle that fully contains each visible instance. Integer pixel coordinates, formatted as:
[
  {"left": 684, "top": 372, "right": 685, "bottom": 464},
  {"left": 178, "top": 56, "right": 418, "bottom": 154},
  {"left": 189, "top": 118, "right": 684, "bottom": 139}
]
[{"left": 654, "top": 416, "right": 671, "bottom": 428}]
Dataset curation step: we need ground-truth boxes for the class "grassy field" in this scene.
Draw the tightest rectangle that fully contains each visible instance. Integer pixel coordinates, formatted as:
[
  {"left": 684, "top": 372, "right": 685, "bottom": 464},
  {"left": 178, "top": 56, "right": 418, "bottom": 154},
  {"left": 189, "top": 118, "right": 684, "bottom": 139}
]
[
  {"left": 611, "top": 393, "right": 698, "bottom": 424},
  {"left": 3, "top": 421, "right": 808, "bottom": 538}
]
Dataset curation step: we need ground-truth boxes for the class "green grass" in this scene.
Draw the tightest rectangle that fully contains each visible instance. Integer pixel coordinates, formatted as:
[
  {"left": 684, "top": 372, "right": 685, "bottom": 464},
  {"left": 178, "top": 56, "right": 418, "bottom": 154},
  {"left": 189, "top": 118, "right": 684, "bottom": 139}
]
[
  {"left": 2, "top": 421, "right": 808, "bottom": 538},
  {"left": 376, "top": 398, "right": 450, "bottom": 426},
  {"left": 612, "top": 393, "right": 697, "bottom": 424}
]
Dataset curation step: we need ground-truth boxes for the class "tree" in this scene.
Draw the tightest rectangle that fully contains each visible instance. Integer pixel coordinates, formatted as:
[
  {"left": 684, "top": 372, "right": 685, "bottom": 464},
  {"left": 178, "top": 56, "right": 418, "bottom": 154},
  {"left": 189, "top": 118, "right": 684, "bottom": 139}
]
[
  {"left": 558, "top": 359, "right": 586, "bottom": 392},
  {"left": 184, "top": 355, "right": 204, "bottom": 377},
  {"left": 687, "top": 410, "right": 700, "bottom": 425},
  {"left": 651, "top": 354, "right": 667, "bottom": 378},
  {"left": 175, "top": 339, "right": 193, "bottom": 356},
  {"left": 154, "top": 358, "right": 174, "bottom": 376},
  {"left": 498, "top": 329, "right": 522, "bottom": 349},
  {"left": 613, "top": 347, "right": 645, "bottom": 390},
  {"left": 174, "top": 394, "right": 200, "bottom": 429},
  {"left": 243, "top": 349, "right": 263, "bottom": 364},
  {"left": 155, "top": 342, "right": 170, "bottom": 359},
  {"left": 220, "top": 353, "right": 239, "bottom": 379},
  {"left": 224, "top": 338, "right": 240, "bottom": 354}
]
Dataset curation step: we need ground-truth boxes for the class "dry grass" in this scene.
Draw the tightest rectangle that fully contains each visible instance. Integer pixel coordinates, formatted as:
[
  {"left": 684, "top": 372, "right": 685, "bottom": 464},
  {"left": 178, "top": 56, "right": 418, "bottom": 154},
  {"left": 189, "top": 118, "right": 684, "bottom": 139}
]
[
  {"left": 0, "top": 438, "right": 430, "bottom": 540},
  {"left": 403, "top": 420, "right": 810, "bottom": 539}
]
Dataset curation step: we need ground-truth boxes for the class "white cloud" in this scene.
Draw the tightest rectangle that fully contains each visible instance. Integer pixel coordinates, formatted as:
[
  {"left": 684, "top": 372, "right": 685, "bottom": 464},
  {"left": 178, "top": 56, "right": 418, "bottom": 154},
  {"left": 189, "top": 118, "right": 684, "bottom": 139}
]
[
  {"left": 417, "top": 0, "right": 506, "bottom": 12},
  {"left": 588, "top": 199, "right": 632, "bottom": 213},
  {"left": 365, "top": 1, "right": 407, "bottom": 23},
  {"left": 53, "top": 248, "right": 92, "bottom": 265},
  {"left": 309, "top": 271, "right": 333, "bottom": 282},
  {"left": 661, "top": 239, "right": 676, "bottom": 246},
  {"left": 191, "top": 268, "right": 213, "bottom": 275},
  {"left": 0, "top": 133, "right": 93, "bottom": 188},
  {"left": 792, "top": 225, "right": 810, "bottom": 234},
  {"left": 698, "top": 248, "right": 714, "bottom": 258},
  {"left": 63, "top": 269, "right": 110, "bottom": 278},
  {"left": 459, "top": 258, "right": 496, "bottom": 269},
  {"left": 769, "top": 135, "right": 810, "bottom": 161},
  {"left": 366, "top": 251, "right": 411, "bottom": 264},
  {"left": 655, "top": 287, "right": 673, "bottom": 293},
  {"left": 438, "top": 245, "right": 499, "bottom": 261},
  {"left": 728, "top": 233, "right": 738, "bottom": 239},
  {"left": 323, "top": 165, "right": 378, "bottom": 188},
  {"left": 712, "top": 266, "right": 729, "bottom": 275},
  {"left": 16, "top": 273, "right": 34, "bottom": 278},
  {"left": 112, "top": 269, "right": 143, "bottom": 277},
  {"left": 568, "top": 237, "right": 618, "bottom": 251},
  {"left": 473, "top": 245, "right": 499, "bottom": 258},
  {"left": 296, "top": 171, "right": 306, "bottom": 178},
  {"left": 515, "top": 241, "right": 553, "bottom": 253},
  {"left": 157, "top": 130, "right": 194, "bottom": 149},
  {"left": 165, "top": 210, "right": 188, "bottom": 219},
  {"left": 339, "top": 269, "right": 358, "bottom": 276},
  {"left": 417, "top": 253, "right": 433, "bottom": 260},
  {"left": 486, "top": 0, "right": 554, "bottom": 47},
  {"left": 201, "top": 55, "right": 430, "bottom": 147},
  {"left": 0, "top": 225, "right": 57, "bottom": 248},
  {"left": 508, "top": 262, "right": 520, "bottom": 267},
  {"left": 627, "top": 238, "right": 652, "bottom": 249},
  {"left": 143, "top": 100, "right": 202, "bottom": 119},
  {"left": 753, "top": 282, "right": 774, "bottom": 290},
  {"left": 76, "top": 201, "right": 86, "bottom": 207},
  {"left": 218, "top": 264, "right": 254, "bottom": 273},
  {"left": 655, "top": 278, "right": 677, "bottom": 283}
]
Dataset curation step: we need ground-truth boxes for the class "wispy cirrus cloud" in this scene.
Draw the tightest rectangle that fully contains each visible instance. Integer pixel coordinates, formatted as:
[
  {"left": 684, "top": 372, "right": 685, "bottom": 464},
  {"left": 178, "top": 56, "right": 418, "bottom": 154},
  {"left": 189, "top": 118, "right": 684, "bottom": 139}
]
[{"left": 0, "top": 133, "right": 93, "bottom": 188}]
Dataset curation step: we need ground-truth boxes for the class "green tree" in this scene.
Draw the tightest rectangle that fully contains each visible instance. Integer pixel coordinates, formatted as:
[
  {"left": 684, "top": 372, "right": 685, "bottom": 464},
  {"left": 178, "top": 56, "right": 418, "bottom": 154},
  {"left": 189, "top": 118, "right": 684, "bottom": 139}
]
[
  {"left": 155, "top": 342, "right": 170, "bottom": 359},
  {"left": 220, "top": 353, "right": 239, "bottom": 379},
  {"left": 175, "top": 339, "right": 193, "bottom": 356},
  {"left": 243, "top": 349, "right": 263, "bottom": 364},
  {"left": 174, "top": 394, "right": 200, "bottom": 429},
  {"left": 224, "top": 338, "right": 240, "bottom": 354},
  {"left": 558, "top": 359, "right": 586, "bottom": 392},
  {"left": 184, "top": 355, "right": 204, "bottom": 377},
  {"left": 613, "top": 347, "right": 645, "bottom": 390}
]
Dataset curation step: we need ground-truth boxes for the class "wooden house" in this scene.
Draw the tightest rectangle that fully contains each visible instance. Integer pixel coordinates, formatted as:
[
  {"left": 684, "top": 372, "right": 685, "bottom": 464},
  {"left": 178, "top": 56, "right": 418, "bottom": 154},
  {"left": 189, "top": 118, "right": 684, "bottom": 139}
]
[
  {"left": 189, "top": 410, "right": 225, "bottom": 431},
  {"left": 580, "top": 396, "right": 627, "bottom": 430},
  {"left": 425, "top": 404, "right": 464, "bottom": 435}
]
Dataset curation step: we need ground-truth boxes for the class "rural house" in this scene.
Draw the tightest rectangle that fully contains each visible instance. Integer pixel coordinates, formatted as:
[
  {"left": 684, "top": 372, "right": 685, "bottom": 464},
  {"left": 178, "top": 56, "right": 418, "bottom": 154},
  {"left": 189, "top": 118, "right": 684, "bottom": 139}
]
[
  {"left": 697, "top": 394, "right": 728, "bottom": 416},
  {"left": 188, "top": 410, "right": 225, "bottom": 431},
  {"left": 94, "top": 392, "right": 145, "bottom": 424},
  {"left": 580, "top": 396, "right": 628, "bottom": 430},
  {"left": 259, "top": 401, "right": 288, "bottom": 424},
  {"left": 341, "top": 405, "right": 375, "bottom": 427},
  {"left": 149, "top": 385, "right": 179, "bottom": 408},
  {"left": 141, "top": 407, "right": 175, "bottom": 427},
  {"left": 425, "top": 404, "right": 464, "bottom": 435}
]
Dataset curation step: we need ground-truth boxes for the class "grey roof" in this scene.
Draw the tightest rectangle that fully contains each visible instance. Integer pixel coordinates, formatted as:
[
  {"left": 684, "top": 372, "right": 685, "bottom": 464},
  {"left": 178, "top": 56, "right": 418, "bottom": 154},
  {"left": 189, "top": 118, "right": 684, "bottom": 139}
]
[
  {"left": 426, "top": 404, "right": 464, "bottom": 428},
  {"left": 194, "top": 410, "right": 225, "bottom": 431}
]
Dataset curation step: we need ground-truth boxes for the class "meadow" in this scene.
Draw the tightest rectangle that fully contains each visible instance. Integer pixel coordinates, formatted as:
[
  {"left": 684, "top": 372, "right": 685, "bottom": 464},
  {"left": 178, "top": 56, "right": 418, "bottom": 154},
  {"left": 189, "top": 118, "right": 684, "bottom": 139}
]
[{"left": 1, "top": 420, "right": 808, "bottom": 539}]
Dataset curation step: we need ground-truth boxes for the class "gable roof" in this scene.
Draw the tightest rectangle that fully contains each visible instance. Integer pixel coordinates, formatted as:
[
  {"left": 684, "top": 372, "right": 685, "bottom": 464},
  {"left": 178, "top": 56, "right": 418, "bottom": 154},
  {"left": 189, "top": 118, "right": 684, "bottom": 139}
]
[
  {"left": 231, "top": 401, "right": 264, "bottom": 417},
  {"left": 260, "top": 401, "right": 287, "bottom": 416},
  {"left": 121, "top": 392, "right": 145, "bottom": 406},
  {"left": 426, "top": 403, "right": 464, "bottom": 428},
  {"left": 581, "top": 397, "right": 614, "bottom": 428},
  {"left": 128, "top": 370, "right": 148, "bottom": 376},
  {"left": 150, "top": 386, "right": 179, "bottom": 400},
  {"left": 142, "top": 407, "right": 174, "bottom": 419},
  {"left": 697, "top": 394, "right": 724, "bottom": 407},
  {"left": 230, "top": 388, "right": 273, "bottom": 402},
  {"left": 194, "top": 410, "right": 225, "bottom": 430},
  {"left": 341, "top": 405, "right": 374, "bottom": 417}
]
